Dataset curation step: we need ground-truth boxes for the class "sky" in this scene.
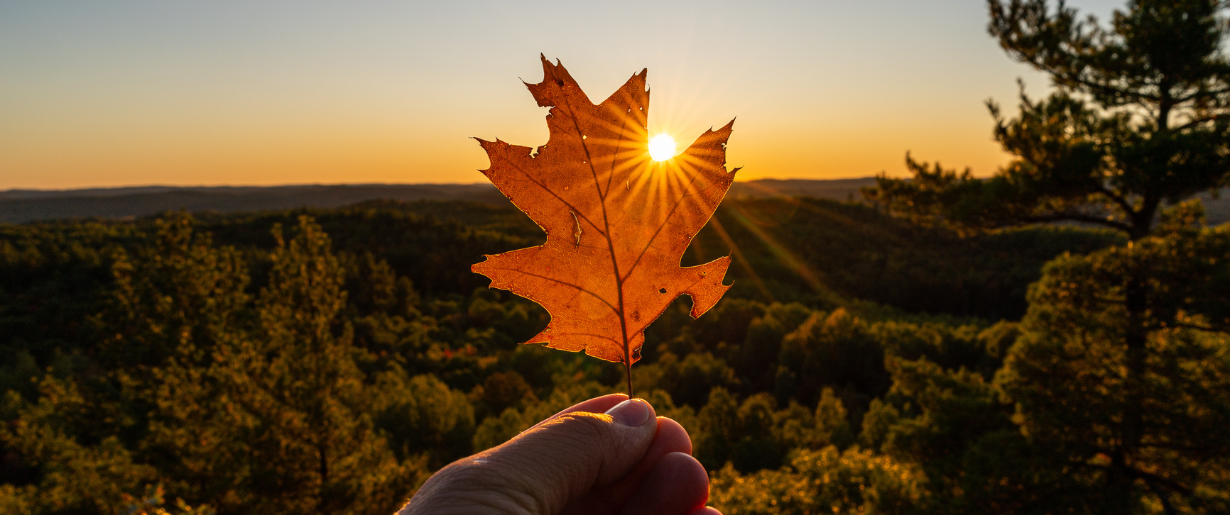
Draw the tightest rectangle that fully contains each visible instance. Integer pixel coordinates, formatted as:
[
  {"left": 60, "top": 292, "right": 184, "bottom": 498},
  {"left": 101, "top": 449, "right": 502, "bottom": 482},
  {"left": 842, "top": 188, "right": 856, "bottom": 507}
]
[{"left": 0, "top": 0, "right": 1125, "bottom": 190}]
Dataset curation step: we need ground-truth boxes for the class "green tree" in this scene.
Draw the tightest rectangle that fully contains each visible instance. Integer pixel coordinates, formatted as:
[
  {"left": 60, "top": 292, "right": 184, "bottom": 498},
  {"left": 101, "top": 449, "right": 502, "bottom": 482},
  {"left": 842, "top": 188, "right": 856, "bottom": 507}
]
[
  {"left": 777, "top": 309, "right": 889, "bottom": 409},
  {"left": 997, "top": 226, "right": 1230, "bottom": 513},
  {"left": 877, "top": 357, "right": 1059, "bottom": 514},
  {"left": 812, "top": 388, "right": 855, "bottom": 450},
  {"left": 771, "top": 387, "right": 855, "bottom": 454},
  {"left": 694, "top": 387, "right": 740, "bottom": 470},
  {"left": 864, "top": 1, "right": 1230, "bottom": 511},
  {"left": 868, "top": 0, "right": 1230, "bottom": 239},
  {"left": 709, "top": 446, "right": 926, "bottom": 515},
  {"left": 215, "top": 216, "right": 419, "bottom": 514},
  {"left": 0, "top": 214, "right": 254, "bottom": 514},
  {"left": 372, "top": 369, "right": 474, "bottom": 468},
  {"left": 101, "top": 213, "right": 250, "bottom": 372},
  {"left": 107, "top": 214, "right": 256, "bottom": 510},
  {"left": 0, "top": 377, "right": 156, "bottom": 515}
]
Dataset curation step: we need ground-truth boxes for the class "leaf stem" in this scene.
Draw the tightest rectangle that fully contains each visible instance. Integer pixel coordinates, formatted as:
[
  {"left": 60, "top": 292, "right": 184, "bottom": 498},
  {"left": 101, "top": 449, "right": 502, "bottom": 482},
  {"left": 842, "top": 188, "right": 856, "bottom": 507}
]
[
  {"left": 625, "top": 361, "right": 634, "bottom": 399},
  {"left": 556, "top": 75, "right": 636, "bottom": 402}
]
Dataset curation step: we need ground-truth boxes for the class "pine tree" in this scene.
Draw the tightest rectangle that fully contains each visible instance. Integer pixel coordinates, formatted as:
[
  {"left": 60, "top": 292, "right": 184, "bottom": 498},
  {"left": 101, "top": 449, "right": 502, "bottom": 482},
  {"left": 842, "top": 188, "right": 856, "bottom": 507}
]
[
  {"left": 867, "top": 0, "right": 1230, "bottom": 239},
  {"left": 106, "top": 214, "right": 255, "bottom": 510},
  {"left": 216, "top": 216, "right": 419, "bottom": 514},
  {"left": 865, "top": 1, "right": 1230, "bottom": 511},
  {"left": 997, "top": 225, "right": 1230, "bottom": 513}
]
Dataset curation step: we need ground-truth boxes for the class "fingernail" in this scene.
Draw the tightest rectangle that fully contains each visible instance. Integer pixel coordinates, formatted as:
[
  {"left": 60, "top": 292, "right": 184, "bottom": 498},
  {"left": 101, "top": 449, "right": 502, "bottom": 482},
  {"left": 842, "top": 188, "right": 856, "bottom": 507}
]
[{"left": 605, "top": 399, "right": 651, "bottom": 427}]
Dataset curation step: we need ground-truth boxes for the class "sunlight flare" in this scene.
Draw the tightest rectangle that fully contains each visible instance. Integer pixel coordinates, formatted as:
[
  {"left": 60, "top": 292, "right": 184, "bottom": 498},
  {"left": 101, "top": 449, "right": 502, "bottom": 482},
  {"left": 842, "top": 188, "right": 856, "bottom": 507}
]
[{"left": 648, "top": 134, "right": 677, "bottom": 161}]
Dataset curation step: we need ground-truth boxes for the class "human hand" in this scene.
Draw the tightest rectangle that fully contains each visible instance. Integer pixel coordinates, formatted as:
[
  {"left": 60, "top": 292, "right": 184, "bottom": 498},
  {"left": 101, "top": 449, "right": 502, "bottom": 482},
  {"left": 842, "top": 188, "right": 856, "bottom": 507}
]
[{"left": 400, "top": 394, "right": 721, "bottom": 515}]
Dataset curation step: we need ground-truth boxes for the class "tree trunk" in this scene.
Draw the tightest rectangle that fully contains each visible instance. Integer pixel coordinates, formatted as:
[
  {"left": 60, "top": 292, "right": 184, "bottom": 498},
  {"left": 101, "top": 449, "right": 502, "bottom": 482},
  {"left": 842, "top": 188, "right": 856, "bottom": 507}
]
[
  {"left": 317, "top": 442, "right": 331, "bottom": 515},
  {"left": 1113, "top": 213, "right": 1155, "bottom": 512},
  {"left": 1114, "top": 268, "right": 1148, "bottom": 513}
]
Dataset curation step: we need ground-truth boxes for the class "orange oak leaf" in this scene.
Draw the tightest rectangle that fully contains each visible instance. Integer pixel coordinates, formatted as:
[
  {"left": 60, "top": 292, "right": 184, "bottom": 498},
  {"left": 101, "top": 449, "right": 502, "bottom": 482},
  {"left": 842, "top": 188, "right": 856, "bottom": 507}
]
[{"left": 472, "top": 55, "right": 738, "bottom": 384}]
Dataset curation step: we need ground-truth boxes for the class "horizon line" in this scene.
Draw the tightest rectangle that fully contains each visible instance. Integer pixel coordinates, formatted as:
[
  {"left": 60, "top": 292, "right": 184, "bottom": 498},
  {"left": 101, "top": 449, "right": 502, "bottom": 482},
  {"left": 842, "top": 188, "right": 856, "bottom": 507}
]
[{"left": 0, "top": 176, "right": 882, "bottom": 195}]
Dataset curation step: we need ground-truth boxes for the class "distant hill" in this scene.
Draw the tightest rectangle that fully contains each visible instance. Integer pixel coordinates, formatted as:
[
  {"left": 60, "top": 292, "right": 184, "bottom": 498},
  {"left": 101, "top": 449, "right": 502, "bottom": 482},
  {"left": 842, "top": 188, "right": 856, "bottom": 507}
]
[
  {"left": 0, "top": 184, "right": 508, "bottom": 224},
  {"left": 2, "top": 178, "right": 1226, "bottom": 225},
  {"left": 0, "top": 179, "right": 880, "bottom": 224}
]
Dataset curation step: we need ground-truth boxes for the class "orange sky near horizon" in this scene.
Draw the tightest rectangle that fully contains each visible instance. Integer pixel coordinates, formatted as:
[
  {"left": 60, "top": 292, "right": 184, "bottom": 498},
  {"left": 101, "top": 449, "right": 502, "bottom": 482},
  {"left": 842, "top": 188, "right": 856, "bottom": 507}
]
[{"left": 0, "top": 0, "right": 1124, "bottom": 191}]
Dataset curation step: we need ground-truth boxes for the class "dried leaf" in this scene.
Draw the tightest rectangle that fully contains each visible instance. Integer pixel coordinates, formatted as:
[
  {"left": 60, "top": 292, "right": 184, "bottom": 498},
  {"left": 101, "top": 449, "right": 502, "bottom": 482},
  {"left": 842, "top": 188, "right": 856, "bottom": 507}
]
[{"left": 473, "top": 55, "right": 737, "bottom": 369}]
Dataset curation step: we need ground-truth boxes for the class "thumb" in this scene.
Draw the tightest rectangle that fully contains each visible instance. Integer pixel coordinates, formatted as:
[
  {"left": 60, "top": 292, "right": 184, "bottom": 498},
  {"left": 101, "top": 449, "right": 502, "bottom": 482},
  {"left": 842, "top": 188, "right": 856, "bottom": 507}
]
[{"left": 405, "top": 399, "right": 658, "bottom": 515}]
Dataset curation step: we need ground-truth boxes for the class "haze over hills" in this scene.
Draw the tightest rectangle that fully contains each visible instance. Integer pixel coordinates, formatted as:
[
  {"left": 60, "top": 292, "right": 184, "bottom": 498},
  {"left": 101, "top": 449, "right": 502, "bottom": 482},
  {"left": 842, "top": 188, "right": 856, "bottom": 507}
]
[
  {"left": 2, "top": 177, "right": 1226, "bottom": 225},
  {"left": 0, "top": 183, "right": 510, "bottom": 223},
  {"left": 0, "top": 178, "right": 882, "bottom": 224}
]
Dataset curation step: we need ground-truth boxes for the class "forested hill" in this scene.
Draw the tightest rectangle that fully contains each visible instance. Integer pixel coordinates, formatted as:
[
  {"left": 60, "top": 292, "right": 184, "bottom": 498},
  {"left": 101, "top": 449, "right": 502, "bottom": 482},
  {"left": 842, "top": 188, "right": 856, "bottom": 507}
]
[
  {"left": 375, "top": 196, "right": 1119, "bottom": 321},
  {"left": 0, "top": 196, "right": 1120, "bottom": 370},
  {"left": 0, "top": 179, "right": 884, "bottom": 224},
  {"left": 1, "top": 196, "right": 1226, "bottom": 514}
]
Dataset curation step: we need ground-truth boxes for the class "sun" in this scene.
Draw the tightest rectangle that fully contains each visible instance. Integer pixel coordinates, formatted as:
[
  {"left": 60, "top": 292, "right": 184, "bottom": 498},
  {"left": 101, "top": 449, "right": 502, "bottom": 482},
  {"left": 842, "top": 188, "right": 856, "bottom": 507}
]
[{"left": 648, "top": 134, "right": 677, "bottom": 161}]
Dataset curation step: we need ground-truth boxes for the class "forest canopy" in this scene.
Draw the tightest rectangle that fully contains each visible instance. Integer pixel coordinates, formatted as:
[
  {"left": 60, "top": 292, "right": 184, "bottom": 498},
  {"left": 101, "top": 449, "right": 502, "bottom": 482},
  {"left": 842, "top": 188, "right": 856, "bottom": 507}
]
[{"left": 2, "top": 191, "right": 1224, "bottom": 514}]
